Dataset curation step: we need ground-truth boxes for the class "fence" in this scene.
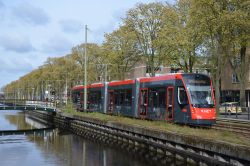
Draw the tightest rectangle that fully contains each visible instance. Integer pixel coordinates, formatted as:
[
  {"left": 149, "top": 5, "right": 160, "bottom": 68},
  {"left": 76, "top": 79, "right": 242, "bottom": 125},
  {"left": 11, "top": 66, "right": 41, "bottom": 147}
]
[
  {"left": 0, "top": 99, "right": 55, "bottom": 109},
  {"left": 219, "top": 105, "right": 250, "bottom": 120}
]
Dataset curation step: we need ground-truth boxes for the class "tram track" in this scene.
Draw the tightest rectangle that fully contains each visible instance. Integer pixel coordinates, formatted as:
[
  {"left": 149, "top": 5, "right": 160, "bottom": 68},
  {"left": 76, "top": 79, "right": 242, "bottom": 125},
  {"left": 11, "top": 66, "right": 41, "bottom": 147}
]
[{"left": 213, "top": 118, "right": 250, "bottom": 137}]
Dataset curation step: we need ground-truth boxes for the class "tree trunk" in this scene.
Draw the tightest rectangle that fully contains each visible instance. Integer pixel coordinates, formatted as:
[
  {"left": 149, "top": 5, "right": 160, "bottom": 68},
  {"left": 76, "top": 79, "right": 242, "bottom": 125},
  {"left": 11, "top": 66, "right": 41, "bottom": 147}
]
[
  {"left": 239, "top": 46, "right": 248, "bottom": 107},
  {"left": 215, "top": 42, "right": 223, "bottom": 113},
  {"left": 189, "top": 49, "right": 195, "bottom": 73},
  {"left": 215, "top": 67, "right": 221, "bottom": 113},
  {"left": 184, "top": 61, "right": 188, "bottom": 73},
  {"left": 189, "top": 54, "right": 193, "bottom": 73},
  {"left": 149, "top": 53, "right": 156, "bottom": 77}
]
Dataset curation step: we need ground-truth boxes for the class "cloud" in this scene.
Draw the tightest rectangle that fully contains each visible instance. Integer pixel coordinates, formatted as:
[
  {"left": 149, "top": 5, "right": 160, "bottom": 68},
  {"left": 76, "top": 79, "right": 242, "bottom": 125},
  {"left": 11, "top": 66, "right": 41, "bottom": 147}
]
[
  {"left": 0, "top": 34, "right": 35, "bottom": 53},
  {"left": 12, "top": 3, "right": 49, "bottom": 26},
  {"left": 90, "top": 8, "right": 125, "bottom": 44},
  {"left": 0, "top": 34, "right": 34, "bottom": 53},
  {"left": 0, "top": 57, "right": 33, "bottom": 73},
  {"left": 42, "top": 36, "right": 73, "bottom": 55},
  {"left": 59, "top": 19, "right": 82, "bottom": 34},
  {"left": 92, "top": 14, "right": 123, "bottom": 44}
]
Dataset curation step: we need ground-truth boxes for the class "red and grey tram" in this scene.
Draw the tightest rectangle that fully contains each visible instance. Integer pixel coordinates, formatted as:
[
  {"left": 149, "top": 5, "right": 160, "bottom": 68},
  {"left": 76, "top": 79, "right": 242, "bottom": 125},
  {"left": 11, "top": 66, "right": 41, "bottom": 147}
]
[{"left": 71, "top": 73, "right": 216, "bottom": 125}]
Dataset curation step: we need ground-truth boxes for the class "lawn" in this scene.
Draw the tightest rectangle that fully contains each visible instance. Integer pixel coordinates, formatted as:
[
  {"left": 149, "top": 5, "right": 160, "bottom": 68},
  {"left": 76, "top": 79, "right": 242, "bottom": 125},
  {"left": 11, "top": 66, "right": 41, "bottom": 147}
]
[{"left": 60, "top": 103, "right": 250, "bottom": 147}]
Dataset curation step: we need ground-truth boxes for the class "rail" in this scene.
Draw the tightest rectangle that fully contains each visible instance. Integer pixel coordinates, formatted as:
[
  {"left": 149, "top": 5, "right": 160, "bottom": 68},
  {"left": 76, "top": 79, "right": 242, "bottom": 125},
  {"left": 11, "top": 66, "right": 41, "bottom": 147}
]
[
  {"left": 214, "top": 118, "right": 250, "bottom": 137},
  {"left": 217, "top": 117, "right": 250, "bottom": 125}
]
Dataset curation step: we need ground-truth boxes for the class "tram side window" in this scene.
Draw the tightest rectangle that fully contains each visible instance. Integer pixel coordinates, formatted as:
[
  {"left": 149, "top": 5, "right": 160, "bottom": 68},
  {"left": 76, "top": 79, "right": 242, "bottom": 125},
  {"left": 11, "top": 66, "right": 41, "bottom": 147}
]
[
  {"left": 72, "top": 92, "right": 77, "bottom": 103},
  {"left": 80, "top": 93, "right": 84, "bottom": 102},
  {"left": 124, "top": 89, "right": 132, "bottom": 106},
  {"left": 77, "top": 93, "right": 80, "bottom": 102},
  {"left": 120, "top": 90, "right": 125, "bottom": 105},
  {"left": 89, "top": 91, "right": 101, "bottom": 105},
  {"left": 158, "top": 89, "right": 166, "bottom": 107},
  {"left": 149, "top": 88, "right": 166, "bottom": 108},
  {"left": 95, "top": 92, "right": 101, "bottom": 108},
  {"left": 114, "top": 89, "right": 132, "bottom": 106},
  {"left": 149, "top": 89, "right": 157, "bottom": 108},
  {"left": 95, "top": 92, "right": 101, "bottom": 104},
  {"left": 114, "top": 90, "right": 124, "bottom": 106},
  {"left": 75, "top": 93, "right": 80, "bottom": 103},
  {"left": 178, "top": 87, "right": 188, "bottom": 105},
  {"left": 114, "top": 91, "right": 120, "bottom": 105}
]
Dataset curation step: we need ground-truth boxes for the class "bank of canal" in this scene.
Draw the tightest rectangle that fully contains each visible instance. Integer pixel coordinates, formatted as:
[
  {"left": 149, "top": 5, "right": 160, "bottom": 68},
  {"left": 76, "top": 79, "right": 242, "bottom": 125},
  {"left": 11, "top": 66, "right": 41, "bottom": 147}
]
[
  {"left": 0, "top": 110, "right": 161, "bottom": 166},
  {"left": 28, "top": 110, "right": 250, "bottom": 166}
]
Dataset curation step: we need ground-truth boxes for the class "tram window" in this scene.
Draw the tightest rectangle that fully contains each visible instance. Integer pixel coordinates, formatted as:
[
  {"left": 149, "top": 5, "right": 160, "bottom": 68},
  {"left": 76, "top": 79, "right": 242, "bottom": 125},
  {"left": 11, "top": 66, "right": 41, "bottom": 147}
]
[
  {"left": 80, "top": 93, "right": 84, "bottom": 102},
  {"left": 140, "top": 90, "right": 148, "bottom": 105},
  {"left": 149, "top": 89, "right": 157, "bottom": 107},
  {"left": 90, "top": 91, "right": 101, "bottom": 104},
  {"left": 89, "top": 93, "right": 93, "bottom": 104},
  {"left": 121, "top": 90, "right": 125, "bottom": 105},
  {"left": 125, "top": 89, "right": 132, "bottom": 106},
  {"left": 149, "top": 88, "right": 166, "bottom": 108},
  {"left": 178, "top": 87, "right": 188, "bottom": 105},
  {"left": 120, "top": 91, "right": 124, "bottom": 105},
  {"left": 158, "top": 89, "right": 166, "bottom": 107},
  {"left": 97, "top": 92, "right": 101, "bottom": 103},
  {"left": 72, "top": 92, "right": 77, "bottom": 103},
  {"left": 114, "top": 89, "right": 132, "bottom": 106},
  {"left": 114, "top": 91, "right": 120, "bottom": 105}
]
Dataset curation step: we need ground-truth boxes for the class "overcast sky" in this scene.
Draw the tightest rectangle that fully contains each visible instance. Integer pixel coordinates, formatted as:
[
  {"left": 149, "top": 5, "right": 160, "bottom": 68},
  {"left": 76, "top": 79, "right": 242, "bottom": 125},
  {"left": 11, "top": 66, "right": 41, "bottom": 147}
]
[{"left": 0, "top": 0, "right": 172, "bottom": 89}]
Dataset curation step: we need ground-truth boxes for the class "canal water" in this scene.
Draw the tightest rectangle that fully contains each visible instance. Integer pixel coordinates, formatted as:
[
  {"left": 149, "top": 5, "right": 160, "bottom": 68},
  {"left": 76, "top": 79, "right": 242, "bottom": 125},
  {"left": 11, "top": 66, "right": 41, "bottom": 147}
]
[{"left": 0, "top": 110, "right": 163, "bottom": 166}]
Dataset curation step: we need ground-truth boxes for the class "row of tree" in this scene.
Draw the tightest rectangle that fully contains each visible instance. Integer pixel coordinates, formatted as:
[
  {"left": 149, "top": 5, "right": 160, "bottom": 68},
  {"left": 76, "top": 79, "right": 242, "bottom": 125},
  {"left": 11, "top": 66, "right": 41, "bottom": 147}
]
[{"left": 3, "top": 0, "right": 250, "bottom": 108}]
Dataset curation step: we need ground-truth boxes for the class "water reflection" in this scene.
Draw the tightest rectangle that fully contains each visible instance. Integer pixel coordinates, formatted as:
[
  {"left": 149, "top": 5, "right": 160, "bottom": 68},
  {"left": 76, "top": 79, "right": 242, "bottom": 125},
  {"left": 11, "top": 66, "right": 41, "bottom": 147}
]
[
  {"left": 28, "top": 130, "right": 155, "bottom": 166},
  {"left": 25, "top": 116, "right": 47, "bottom": 129},
  {"left": 0, "top": 129, "right": 156, "bottom": 166},
  {"left": 0, "top": 111, "right": 157, "bottom": 166},
  {"left": 0, "top": 110, "right": 35, "bottom": 130}
]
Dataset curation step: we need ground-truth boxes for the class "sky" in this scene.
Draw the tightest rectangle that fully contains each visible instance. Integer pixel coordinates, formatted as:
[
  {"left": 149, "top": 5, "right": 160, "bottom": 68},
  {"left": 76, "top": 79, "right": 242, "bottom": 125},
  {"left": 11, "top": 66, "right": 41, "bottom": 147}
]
[{"left": 0, "top": 0, "right": 172, "bottom": 89}]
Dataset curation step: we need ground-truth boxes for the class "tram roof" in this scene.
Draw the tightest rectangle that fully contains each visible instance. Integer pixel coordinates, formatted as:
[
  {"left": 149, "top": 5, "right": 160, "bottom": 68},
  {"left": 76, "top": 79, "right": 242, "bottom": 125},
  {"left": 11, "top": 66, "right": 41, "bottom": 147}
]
[
  {"left": 108, "top": 79, "right": 135, "bottom": 86},
  {"left": 72, "top": 83, "right": 104, "bottom": 90},
  {"left": 72, "top": 73, "right": 207, "bottom": 90},
  {"left": 138, "top": 73, "right": 182, "bottom": 83}
]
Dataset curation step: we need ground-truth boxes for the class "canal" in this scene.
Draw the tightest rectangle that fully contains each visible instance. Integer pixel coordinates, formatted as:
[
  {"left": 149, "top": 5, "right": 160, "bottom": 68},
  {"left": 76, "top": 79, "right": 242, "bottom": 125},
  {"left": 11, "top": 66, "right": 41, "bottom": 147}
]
[{"left": 0, "top": 110, "right": 164, "bottom": 166}]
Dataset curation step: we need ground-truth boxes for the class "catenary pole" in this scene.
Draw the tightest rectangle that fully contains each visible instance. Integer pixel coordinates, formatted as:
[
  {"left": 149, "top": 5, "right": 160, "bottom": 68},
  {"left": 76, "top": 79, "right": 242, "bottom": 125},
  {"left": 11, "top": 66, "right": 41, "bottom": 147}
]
[{"left": 84, "top": 25, "right": 88, "bottom": 111}]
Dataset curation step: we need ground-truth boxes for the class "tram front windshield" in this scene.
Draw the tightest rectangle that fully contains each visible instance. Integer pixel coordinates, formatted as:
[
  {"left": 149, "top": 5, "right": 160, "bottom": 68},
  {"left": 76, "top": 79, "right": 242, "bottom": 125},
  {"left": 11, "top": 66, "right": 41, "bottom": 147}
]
[{"left": 183, "top": 74, "right": 214, "bottom": 108}]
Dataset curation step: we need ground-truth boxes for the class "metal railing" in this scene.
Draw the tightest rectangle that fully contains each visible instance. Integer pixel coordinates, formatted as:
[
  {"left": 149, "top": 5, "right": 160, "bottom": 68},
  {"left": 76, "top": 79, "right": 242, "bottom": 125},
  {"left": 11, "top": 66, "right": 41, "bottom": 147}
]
[
  {"left": 0, "top": 99, "right": 57, "bottom": 112},
  {"left": 0, "top": 99, "right": 55, "bottom": 108},
  {"left": 219, "top": 106, "right": 250, "bottom": 120},
  {"left": 25, "top": 100, "right": 55, "bottom": 108}
]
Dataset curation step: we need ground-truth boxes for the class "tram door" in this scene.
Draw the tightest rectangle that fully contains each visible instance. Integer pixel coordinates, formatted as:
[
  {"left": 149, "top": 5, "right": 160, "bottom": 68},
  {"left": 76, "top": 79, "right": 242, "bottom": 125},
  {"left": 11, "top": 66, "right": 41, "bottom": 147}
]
[
  {"left": 108, "top": 91, "right": 114, "bottom": 114},
  {"left": 79, "top": 92, "right": 84, "bottom": 111},
  {"left": 166, "top": 87, "right": 174, "bottom": 121},
  {"left": 139, "top": 89, "right": 148, "bottom": 117}
]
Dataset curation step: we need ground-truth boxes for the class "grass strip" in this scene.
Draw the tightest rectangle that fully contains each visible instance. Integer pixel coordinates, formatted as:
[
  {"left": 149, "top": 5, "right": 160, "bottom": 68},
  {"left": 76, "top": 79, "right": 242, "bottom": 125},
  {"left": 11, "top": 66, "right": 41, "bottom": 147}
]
[{"left": 60, "top": 103, "right": 250, "bottom": 147}]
